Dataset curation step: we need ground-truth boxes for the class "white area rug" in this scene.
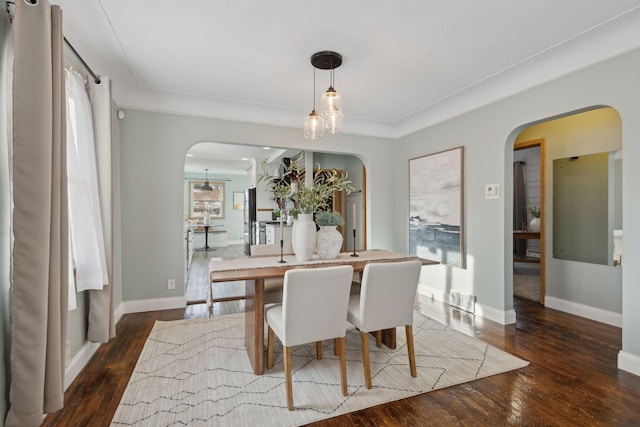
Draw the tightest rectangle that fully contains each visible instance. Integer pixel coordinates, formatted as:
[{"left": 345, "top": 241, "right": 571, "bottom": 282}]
[{"left": 111, "top": 312, "right": 528, "bottom": 426}]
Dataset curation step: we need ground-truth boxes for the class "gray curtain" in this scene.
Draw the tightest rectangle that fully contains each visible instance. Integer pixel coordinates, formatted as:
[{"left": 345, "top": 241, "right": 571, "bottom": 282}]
[
  {"left": 0, "top": 9, "right": 12, "bottom": 426},
  {"left": 7, "top": 1, "right": 68, "bottom": 425},
  {"left": 513, "top": 161, "right": 526, "bottom": 257}
]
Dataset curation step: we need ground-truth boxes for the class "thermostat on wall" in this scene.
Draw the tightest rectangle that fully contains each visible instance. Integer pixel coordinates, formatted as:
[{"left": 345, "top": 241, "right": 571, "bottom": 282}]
[{"left": 485, "top": 184, "right": 499, "bottom": 199}]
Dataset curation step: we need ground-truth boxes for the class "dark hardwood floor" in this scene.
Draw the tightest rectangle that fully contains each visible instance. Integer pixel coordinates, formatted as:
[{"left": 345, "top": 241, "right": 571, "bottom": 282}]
[{"left": 42, "top": 248, "right": 640, "bottom": 426}]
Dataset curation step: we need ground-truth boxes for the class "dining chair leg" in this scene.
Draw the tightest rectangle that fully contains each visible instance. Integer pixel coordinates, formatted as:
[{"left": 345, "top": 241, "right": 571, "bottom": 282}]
[
  {"left": 284, "top": 346, "right": 294, "bottom": 410},
  {"left": 316, "top": 341, "right": 323, "bottom": 360},
  {"left": 267, "top": 327, "right": 274, "bottom": 370},
  {"left": 337, "top": 337, "right": 348, "bottom": 396},
  {"left": 405, "top": 325, "right": 417, "bottom": 377},
  {"left": 360, "top": 331, "right": 372, "bottom": 389},
  {"left": 375, "top": 330, "right": 382, "bottom": 348}
]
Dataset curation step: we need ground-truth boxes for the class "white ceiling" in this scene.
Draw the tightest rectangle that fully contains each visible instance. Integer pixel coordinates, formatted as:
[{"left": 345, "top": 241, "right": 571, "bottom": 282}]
[
  {"left": 50, "top": 0, "right": 640, "bottom": 170},
  {"left": 183, "top": 143, "right": 293, "bottom": 175}
]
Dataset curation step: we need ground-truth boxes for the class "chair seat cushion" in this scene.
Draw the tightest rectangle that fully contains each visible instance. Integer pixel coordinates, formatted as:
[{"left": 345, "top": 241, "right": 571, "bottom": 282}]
[{"left": 265, "top": 304, "right": 284, "bottom": 338}]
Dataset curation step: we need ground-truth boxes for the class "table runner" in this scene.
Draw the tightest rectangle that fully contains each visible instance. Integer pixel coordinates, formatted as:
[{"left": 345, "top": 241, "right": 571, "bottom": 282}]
[{"left": 208, "top": 249, "right": 415, "bottom": 273}]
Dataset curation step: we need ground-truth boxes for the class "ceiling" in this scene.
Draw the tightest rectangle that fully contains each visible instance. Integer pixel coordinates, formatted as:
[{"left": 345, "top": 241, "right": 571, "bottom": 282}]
[{"left": 50, "top": 1, "right": 640, "bottom": 171}]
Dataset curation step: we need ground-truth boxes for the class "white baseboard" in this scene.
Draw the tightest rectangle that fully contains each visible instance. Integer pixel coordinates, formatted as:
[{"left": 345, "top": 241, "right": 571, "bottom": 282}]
[
  {"left": 65, "top": 341, "right": 102, "bottom": 390},
  {"left": 545, "top": 296, "right": 622, "bottom": 327},
  {"left": 122, "top": 296, "right": 187, "bottom": 314},
  {"left": 475, "top": 303, "right": 517, "bottom": 325},
  {"left": 417, "top": 285, "right": 515, "bottom": 325},
  {"left": 114, "top": 302, "right": 124, "bottom": 325},
  {"left": 417, "top": 284, "right": 448, "bottom": 304},
  {"left": 228, "top": 239, "right": 244, "bottom": 245},
  {"left": 618, "top": 351, "right": 640, "bottom": 377}
]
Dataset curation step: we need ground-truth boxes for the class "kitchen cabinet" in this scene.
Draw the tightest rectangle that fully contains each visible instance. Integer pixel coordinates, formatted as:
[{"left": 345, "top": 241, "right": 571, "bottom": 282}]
[{"left": 266, "top": 223, "right": 292, "bottom": 245}]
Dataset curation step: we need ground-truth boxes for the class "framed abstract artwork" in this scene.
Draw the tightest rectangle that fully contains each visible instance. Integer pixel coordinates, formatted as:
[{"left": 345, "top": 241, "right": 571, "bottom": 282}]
[
  {"left": 409, "top": 146, "right": 464, "bottom": 267},
  {"left": 233, "top": 191, "right": 244, "bottom": 210}
]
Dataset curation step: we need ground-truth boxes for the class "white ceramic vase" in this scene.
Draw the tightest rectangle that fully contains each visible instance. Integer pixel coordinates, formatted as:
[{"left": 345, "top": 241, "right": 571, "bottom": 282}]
[
  {"left": 316, "top": 226, "right": 343, "bottom": 259},
  {"left": 530, "top": 217, "right": 541, "bottom": 232},
  {"left": 292, "top": 213, "right": 316, "bottom": 261}
]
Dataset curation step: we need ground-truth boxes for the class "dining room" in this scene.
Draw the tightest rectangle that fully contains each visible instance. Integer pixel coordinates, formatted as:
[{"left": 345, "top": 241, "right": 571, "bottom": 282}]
[{"left": 5, "top": 1, "right": 640, "bottom": 426}]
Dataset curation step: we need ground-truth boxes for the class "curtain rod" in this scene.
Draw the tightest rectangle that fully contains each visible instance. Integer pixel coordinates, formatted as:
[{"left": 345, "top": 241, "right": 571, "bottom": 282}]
[
  {"left": 5, "top": 0, "right": 101, "bottom": 84},
  {"left": 63, "top": 37, "right": 101, "bottom": 84}
]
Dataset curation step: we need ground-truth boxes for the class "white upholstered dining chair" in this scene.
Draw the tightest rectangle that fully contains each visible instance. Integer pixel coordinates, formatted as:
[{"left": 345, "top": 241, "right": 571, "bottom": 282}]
[
  {"left": 265, "top": 265, "right": 354, "bottom": 411},
  {"left": 347, "top": 260, "right": 422, "bottom": 389}
]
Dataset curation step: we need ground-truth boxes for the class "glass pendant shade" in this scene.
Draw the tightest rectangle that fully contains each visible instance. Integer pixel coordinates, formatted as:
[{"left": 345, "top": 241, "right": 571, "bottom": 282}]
[
  {"left": 321, "top": 86, "right": 342, "bottom": 134},
  {"left": 321, "top": 86, "right": 341, "bottom": 113},
  {"left": 304, "top": 109, "right": 325, "bottom": 139}
]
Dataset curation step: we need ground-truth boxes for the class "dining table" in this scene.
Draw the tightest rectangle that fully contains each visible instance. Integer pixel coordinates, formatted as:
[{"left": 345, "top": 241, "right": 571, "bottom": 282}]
[{"left": 209, "top": 249, "right": 437, "bottom": 375}]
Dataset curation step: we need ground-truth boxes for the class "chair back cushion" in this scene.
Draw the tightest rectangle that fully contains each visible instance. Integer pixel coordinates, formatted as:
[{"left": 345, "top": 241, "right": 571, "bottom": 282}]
[
  {"left": 250, "top": 243, "right": 293, "bottom": 256},
  {"left": 280, "top": 265, "right": 353, "bottom": 347},
  {"left": 356, "top": 260, "right": 422, "bottom": 332}
]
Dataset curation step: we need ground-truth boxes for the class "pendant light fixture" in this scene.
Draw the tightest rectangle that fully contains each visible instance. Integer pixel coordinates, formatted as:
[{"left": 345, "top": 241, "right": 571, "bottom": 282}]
[
  {"left": 312, "top": 51, "right": 343, "bottom": 134},
  {"left": 200, "top": 168, "right": 213, "bottom": 191},
  {"left": 304, "top": 67, "right": 324, "bottom": 139}
]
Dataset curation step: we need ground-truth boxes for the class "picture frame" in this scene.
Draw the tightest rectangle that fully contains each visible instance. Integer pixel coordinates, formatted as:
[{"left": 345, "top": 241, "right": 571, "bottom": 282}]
[
  {"left": 233, "top": 191, "right": 244, "bottom": 210},
  {"left": 189, "top": 180, "right": 225, "bottom": 219},
  {"left": 409, "top": 146, "right": 464, "bottom": 267}
]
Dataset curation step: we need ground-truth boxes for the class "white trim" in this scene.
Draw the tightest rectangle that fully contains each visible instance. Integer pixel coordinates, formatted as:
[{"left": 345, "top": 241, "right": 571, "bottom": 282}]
[
  {"left": 227, "top": 239, "right": 244, "bottom": 245},
  {"left": 417, "top": 284, "right": 448, "bottom": 305},
  {"left": 122, "top": 296, "right": 187, "bottom": 314},
  {"left": 475, "top": 303, "right": 517, "bottom": 325},
  {"left": 418, "top": 285, "right": 515, "bottom": 325},
  {"left": 114, "top": 301, "right": 124, "bottom": 324},
  {"left": 545, "top": 296, "right": 622, "bottom": 327},
  {"left": 64, "top": 341, "right": 102, "bottom": 390},
  {"left": 618, "top": 351, "right": 640, "bottom": 377}
]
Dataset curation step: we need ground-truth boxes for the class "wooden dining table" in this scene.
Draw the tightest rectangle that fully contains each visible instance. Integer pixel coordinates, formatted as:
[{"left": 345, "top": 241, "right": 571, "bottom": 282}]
[
  {"left": 209, "top": 249, "right": 437, "bottom": 375},
  {"left": 209, "top": 250, "right": 437, "bottom": 375}
]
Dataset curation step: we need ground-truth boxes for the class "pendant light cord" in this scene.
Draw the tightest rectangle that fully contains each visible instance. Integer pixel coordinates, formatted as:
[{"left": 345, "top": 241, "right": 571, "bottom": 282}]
[{"left": 313, "top": 68, "right": 316, "bottom": 110}]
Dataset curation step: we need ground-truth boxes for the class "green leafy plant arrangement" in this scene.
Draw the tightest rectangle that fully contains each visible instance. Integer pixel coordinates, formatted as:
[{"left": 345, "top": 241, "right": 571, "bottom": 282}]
[
  {"left": 259, "top": 160, "right": 354, "bottom": 214},
  {"left": 528, "top": 205, "right": 541, "bottom": 218},
  {"left": 315, "top": 211, "right": 344, "bottom": 226}
]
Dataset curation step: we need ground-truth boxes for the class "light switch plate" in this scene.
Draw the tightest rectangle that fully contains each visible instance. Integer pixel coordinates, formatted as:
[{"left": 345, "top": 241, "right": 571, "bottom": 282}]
[{"left": 485, "top": 184, "right": 499, "bottom": 199}]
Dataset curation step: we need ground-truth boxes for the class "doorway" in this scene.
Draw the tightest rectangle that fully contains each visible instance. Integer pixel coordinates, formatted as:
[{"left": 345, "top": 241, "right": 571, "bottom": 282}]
[{"left": 513, "top": 139, "right": 546, "bottom": 305}]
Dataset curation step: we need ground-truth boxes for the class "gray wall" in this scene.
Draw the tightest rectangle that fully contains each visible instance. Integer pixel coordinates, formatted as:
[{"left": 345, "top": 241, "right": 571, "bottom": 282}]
[
  {"left": 553, "top": 153, "right": 609, "bottom": 264},
  {"left": 118, "top": 113, "right": 392, "bottom": 301}
]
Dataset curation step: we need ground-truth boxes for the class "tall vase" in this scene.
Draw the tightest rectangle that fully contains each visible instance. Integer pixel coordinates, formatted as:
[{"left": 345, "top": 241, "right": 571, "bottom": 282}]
[
  {"left": 529, "top": 217, "right": 541, "bottom": 232},
  {"left": 316, "top": 226, "right": 343, "bottom": 259},
  {"left": 292, "top": 213, "right": 316, "bottom": 261}
]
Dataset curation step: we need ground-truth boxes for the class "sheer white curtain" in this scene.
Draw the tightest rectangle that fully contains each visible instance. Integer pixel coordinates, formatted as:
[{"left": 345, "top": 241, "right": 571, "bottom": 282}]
[{"left": 65, "top": 68, "right": 108, "bottom": 307}]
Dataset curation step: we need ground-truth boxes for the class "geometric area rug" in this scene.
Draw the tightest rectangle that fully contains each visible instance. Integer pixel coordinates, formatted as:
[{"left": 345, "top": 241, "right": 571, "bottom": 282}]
[{"left": 111, "top": 312, "right": 528, "bottom": 426}]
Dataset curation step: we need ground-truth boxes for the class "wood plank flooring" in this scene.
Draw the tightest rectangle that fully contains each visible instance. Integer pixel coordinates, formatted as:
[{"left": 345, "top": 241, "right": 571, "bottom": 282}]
[{"left": 42, "top": 247, "right": 640, "bottom": 426}]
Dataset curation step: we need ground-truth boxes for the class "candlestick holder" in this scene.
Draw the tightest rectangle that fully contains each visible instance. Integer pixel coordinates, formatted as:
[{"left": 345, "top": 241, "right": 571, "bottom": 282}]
[
  {"left": 351, "top": 229, "right": 359, "bottom": 257},
  {"left": 278, "top": 239, "right": 287, "bottom": 263}
]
